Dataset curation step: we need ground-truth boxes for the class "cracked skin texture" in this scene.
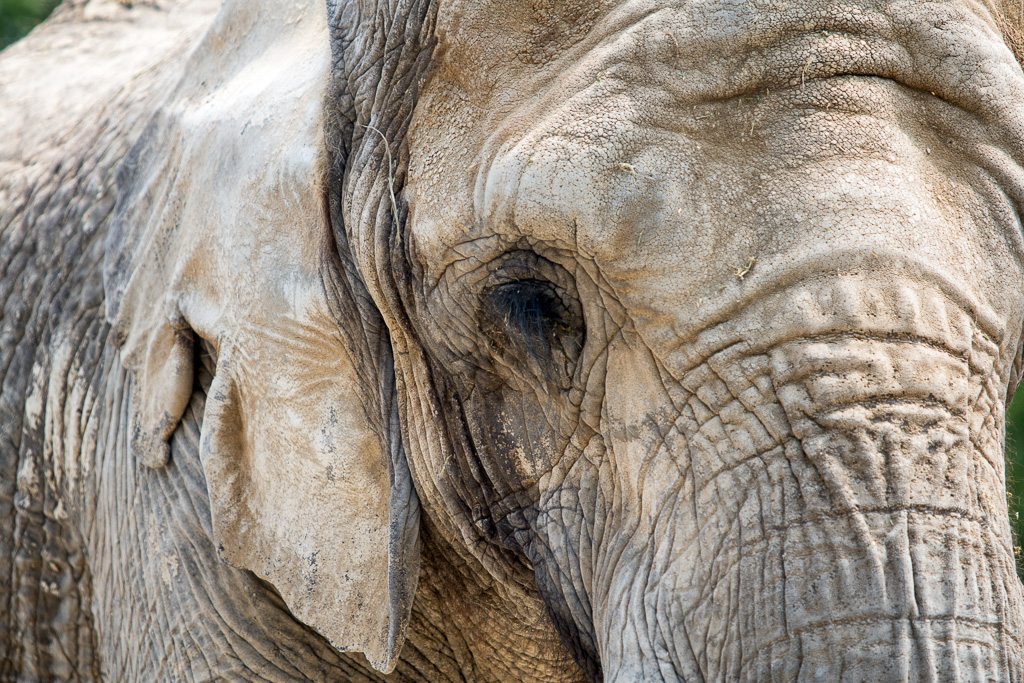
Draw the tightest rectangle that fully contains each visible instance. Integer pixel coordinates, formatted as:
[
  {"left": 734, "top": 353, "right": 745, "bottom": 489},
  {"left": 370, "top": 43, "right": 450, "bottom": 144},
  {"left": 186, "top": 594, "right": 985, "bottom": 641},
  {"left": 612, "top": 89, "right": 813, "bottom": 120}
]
[
  {"left": 1, "top": 0, "right": 1024, "bottom": 681},
  {"left": 402, "top": 0, "right": 1024, "bottom": 679}
]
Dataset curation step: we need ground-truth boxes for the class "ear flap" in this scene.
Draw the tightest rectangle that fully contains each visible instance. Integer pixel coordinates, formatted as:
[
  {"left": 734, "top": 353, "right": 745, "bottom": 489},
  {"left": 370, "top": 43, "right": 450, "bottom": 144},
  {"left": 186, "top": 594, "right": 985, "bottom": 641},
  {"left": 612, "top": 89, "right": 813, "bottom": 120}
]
[{"left": 103, "top": 0, "right": 419, "bottom": 672}]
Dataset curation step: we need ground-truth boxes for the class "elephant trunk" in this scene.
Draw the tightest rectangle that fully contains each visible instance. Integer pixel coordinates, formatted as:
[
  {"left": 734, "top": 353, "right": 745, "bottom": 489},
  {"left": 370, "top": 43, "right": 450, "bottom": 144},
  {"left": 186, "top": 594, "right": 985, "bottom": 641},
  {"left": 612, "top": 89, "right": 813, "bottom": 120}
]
[{"left": 594, "top": 269, "right": 1024, "bottom": 681}]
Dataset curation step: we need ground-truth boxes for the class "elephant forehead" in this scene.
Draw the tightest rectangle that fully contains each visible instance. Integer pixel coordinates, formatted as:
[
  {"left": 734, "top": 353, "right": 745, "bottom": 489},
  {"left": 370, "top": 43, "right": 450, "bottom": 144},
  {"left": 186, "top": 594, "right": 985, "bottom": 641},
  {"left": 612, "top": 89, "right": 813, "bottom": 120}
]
[
  {"left": 407, "top": 0, "right": 1024, "bottom": 280},
  {"left": 431, "top": 0, "right": 1015, "bottom": 98}
]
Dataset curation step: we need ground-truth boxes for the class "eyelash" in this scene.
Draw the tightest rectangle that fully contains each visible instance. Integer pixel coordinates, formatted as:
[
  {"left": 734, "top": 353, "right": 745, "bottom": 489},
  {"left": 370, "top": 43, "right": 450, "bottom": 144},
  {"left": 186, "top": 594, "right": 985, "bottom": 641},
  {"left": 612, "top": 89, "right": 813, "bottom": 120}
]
[
  {"left": 490, "top": 280, "right": 568, "bottom": 338},
  {"left": 481, "top": 277, "right": 583, "bottom": 381}
]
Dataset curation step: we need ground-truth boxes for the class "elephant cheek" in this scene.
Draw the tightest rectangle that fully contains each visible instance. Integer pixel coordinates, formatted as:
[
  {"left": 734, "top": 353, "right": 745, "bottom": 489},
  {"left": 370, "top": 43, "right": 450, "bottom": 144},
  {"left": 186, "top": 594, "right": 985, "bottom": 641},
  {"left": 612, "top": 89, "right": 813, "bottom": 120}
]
[{"left": 591, "top": 290, "right": 1022, "bottom": 681}]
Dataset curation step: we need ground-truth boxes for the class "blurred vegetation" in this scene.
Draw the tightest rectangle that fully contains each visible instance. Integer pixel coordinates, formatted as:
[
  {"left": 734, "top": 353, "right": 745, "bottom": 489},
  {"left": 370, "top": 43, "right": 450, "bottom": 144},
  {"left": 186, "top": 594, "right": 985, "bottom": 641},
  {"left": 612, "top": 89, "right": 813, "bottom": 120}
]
[
  {"left": 4, "top": 0, "right": 1024, "bottom": 576},
  {"left": 1007, "top": 391, "right": 1024, "bottom": 573},
  {"left": 1, "top": 0, "right": 59, "bottom": 50}
]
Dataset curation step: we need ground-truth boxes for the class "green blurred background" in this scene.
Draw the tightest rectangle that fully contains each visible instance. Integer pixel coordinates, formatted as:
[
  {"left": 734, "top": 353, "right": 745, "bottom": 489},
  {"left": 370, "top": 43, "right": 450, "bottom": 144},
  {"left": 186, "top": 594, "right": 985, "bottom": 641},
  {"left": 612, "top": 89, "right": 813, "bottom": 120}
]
[
  {"left": 1008, "top": 391, "right": 1024, "bottom": 567},
  {"left": 1, "top": 0, "right": 58, "bottom": 50},
  {"left": 4, "top": 0, "right": 1024, "bottom": 574}
]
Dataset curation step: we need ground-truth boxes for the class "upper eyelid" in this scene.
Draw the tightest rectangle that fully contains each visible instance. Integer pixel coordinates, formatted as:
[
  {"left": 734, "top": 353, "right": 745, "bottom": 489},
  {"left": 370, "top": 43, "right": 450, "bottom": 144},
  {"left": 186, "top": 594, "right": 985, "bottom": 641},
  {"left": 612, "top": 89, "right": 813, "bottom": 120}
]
[
  {"left": 485, "top": 279, "right": 575, "bottom": 320},
  {"left": 477, "top": 251, "right": 576, "bottom": 294}
]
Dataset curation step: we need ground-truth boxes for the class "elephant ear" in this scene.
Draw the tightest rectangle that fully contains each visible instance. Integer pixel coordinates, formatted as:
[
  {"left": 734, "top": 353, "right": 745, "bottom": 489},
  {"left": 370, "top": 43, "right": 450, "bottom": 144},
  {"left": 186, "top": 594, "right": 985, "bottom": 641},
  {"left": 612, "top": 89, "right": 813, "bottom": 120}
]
[{"left": 102, "top": 0, "right": 419, "bottom": 672}]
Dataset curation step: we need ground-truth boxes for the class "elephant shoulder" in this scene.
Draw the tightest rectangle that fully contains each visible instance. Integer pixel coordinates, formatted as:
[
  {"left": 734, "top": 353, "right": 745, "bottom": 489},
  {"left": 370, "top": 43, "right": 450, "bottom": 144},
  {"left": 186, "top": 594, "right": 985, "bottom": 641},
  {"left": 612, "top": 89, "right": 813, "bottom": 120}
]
[{"left": 0, "top": 0, "right": 218, "bottom": 173}]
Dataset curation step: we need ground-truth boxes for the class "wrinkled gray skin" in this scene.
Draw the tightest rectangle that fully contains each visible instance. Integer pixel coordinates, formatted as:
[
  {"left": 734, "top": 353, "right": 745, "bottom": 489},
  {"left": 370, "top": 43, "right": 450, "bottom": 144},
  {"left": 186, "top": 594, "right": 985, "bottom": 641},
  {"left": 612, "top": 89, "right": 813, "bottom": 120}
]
[{"left": 3, "top": 0, "right": 1024, "bottom": 680}]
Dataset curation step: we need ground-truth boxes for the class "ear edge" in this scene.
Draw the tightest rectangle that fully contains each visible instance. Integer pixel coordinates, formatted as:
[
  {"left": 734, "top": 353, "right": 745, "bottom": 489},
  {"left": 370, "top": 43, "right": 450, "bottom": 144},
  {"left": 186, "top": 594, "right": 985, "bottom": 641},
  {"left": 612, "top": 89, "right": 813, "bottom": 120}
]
[
  {"left": 123, "top": 310, "right": 196, "bottom": 469},
  {"left": 196, "top": 344, "right": 420, "bottom": 673}
]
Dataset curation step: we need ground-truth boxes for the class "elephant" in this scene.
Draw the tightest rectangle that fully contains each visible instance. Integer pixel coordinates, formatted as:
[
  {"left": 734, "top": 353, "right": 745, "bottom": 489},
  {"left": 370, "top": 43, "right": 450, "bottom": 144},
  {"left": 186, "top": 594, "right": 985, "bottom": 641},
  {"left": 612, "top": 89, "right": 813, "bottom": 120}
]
[{"left": 2, "top": 0, "right": 1024, "bottom": 679}]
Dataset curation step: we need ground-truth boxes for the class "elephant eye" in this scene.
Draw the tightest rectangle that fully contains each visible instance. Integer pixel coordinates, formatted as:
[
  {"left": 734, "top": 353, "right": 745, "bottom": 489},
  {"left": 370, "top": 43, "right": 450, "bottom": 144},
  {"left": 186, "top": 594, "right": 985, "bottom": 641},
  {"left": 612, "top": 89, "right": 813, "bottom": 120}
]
[
  {"left": 488, "top": 279, "right": 566, "bottom": 341},
  {"left": 481, "top": 278, "right": 583, "bottom": 382}
]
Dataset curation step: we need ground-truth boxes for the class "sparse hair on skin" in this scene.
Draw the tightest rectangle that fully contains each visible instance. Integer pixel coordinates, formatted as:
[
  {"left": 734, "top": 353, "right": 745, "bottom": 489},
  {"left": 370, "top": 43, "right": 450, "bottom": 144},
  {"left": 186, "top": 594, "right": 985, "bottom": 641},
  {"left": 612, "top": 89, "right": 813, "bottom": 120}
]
[
  {"left": 484, "top": 279, "right": 583, "bottom": 385},
  {"left": 996, "top": 0, "right": 1024, "bottom": 64}
]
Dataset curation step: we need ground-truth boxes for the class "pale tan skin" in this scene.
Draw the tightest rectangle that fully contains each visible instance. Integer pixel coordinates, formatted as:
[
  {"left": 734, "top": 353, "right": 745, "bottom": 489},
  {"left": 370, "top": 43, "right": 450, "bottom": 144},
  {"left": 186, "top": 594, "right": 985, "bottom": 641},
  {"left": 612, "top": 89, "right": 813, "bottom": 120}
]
[
  {"left": 403, "top": 0, "right": 1024, "bottom": 678},
  {"left": 2, "top": 0, "right": 1024, "bottom": 680},
  {"left": 1, "top": 1, "right": 576, "bottom": 679}
]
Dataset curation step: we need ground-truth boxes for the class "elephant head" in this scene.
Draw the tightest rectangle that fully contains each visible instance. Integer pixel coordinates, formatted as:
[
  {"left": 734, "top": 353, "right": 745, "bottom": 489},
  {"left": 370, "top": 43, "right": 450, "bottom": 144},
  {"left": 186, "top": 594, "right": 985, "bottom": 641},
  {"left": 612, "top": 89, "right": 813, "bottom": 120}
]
[
  {"left": 4, "top": 0, "right": 1024, "bottom": 679},
  {"left": 388, "top": 0, "right": 1024, "bottom": 678}
]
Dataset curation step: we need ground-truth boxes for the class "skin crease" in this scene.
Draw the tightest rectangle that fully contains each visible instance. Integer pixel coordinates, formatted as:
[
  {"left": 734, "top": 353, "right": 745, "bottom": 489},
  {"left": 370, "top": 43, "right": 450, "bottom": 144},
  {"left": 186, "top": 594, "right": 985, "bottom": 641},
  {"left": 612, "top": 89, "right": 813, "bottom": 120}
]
[{"left": 1, "top": 0, "right": 1024, "bottom": 682}]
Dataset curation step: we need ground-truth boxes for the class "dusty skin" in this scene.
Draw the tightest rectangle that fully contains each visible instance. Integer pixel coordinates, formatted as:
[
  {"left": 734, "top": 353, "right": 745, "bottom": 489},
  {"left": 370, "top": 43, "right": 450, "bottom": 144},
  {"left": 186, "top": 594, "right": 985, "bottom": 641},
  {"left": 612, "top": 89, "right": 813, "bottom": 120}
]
[{"left": 2, "top": 0, "right": 1024, "bottom": 680}]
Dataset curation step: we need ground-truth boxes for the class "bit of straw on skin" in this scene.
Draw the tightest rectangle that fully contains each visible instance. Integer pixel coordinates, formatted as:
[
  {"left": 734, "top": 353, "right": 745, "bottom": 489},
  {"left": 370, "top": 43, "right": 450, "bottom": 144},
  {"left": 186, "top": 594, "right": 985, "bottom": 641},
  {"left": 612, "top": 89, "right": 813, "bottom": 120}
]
[
  {"left": 736, "top": 257, "right": 756, "bottom": 280},
  {"left": 362, "top": 124, "right": 400, "bottom": 233}
]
